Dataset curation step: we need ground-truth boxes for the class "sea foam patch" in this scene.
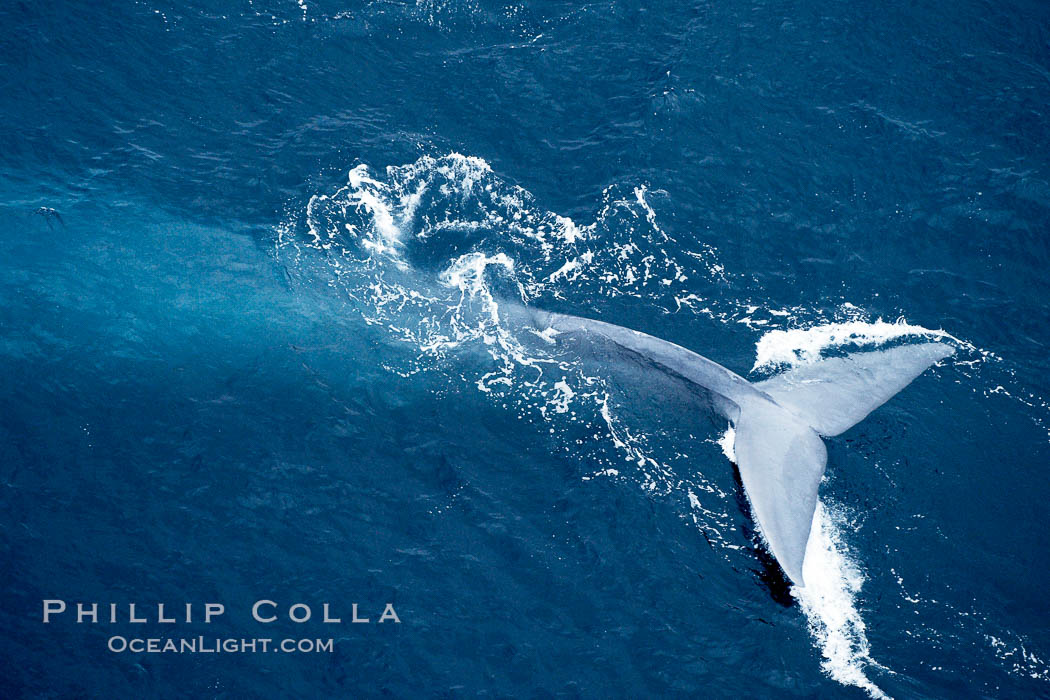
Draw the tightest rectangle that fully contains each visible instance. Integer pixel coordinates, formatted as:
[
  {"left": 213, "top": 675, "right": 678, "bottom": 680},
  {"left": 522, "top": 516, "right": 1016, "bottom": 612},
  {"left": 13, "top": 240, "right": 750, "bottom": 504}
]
[
  {"left": 796, "top": 504, "right": 891, "bottom": 700},
  {"left": 753, "top": 316, "right": 960, "bottom": 373}
]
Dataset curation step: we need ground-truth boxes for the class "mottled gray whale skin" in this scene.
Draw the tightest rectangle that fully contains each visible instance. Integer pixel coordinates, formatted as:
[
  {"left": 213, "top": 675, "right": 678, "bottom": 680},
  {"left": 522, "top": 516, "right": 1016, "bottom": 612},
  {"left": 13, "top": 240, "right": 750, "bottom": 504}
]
[{"left": 521, "top": 307, "right": 953, "bottom": 586}]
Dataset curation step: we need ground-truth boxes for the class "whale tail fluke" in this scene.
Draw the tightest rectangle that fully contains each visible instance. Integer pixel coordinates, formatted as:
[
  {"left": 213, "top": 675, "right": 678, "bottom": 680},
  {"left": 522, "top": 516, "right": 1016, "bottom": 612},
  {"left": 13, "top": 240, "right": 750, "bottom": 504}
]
[
  {"left": 733, "top": 398, "right": 827, "bottom": 586},
  {"left": 513, "top": 304, "right": 953, "bottom": 587},
  {"left": 753, "top": 342, "right": 956, "bottom": 437},
  {"left": 738, "top": 342, "right": 954, "bottom": 585}
]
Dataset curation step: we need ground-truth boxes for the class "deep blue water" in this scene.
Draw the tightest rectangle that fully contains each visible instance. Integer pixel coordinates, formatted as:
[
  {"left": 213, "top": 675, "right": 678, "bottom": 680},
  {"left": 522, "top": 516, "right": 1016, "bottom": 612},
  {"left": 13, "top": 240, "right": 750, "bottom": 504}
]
[{"left": 2, "top": 1, "right": 1050, "bottom": 697}]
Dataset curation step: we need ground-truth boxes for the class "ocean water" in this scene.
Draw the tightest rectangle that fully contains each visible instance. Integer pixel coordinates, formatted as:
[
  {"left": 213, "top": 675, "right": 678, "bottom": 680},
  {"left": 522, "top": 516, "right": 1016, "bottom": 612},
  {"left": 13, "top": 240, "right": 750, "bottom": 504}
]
[{"left": 2, "top": 1, "right": 1049, "bottom": 697}]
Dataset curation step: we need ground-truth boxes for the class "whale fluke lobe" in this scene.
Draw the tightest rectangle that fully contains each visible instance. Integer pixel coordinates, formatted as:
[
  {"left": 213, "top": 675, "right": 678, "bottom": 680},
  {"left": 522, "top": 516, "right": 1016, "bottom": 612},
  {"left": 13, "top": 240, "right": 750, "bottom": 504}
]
[
  {"left": 753, "top": 343, "right": 956, "bottom": 437},
  {"left": 525, "top": 307, "right": 953, "bottom": 586},
  {"left": 733, "top": 398, "right": 827, "bottom": 586}
]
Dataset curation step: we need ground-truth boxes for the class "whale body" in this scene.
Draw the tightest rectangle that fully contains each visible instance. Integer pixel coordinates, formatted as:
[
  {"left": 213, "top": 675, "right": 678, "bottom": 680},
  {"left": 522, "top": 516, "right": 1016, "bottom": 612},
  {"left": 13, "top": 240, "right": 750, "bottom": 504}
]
[{"left": 521, "top": 308, "right": 953, "bottom": 586}]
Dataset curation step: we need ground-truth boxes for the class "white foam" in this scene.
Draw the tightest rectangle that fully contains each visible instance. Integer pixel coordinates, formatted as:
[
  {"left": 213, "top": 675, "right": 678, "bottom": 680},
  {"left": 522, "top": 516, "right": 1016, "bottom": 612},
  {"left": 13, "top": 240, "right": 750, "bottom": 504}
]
[
  {"left": 439, "top": 251, "right": 514, "bottom": 293},
  {"left": 717, "top": 425, "right": 736, "bottom": 462},
  {"left": 794, "top": 504, "right": 891, "bottom": 699},
  {"left": 753, "top": 317, "right": 958, "bottom": 373},
  {"left": 345, "top": 164, "right": 403, "bottom": 256},
  {"left": 550, "top": 380, "right": 575, "bottom": 413}
]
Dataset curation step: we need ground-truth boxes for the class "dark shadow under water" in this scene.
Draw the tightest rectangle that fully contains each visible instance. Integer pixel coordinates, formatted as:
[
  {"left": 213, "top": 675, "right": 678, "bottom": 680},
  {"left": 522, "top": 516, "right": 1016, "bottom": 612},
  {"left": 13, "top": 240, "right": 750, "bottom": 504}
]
[{"left": 730, "top": 464, "right": 796, "bottom": 607}]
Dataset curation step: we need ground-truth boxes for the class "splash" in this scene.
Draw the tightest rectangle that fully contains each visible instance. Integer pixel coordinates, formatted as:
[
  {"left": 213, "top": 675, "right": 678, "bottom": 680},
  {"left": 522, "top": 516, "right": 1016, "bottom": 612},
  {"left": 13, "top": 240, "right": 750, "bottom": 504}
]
[
  {"left": 796, "top": 504, "right": 892, "bottom": 699},
  {"left": 753, "top": 317, "right": 962, "bottom": 373},
  {"left": 278, "top": 152, "right": 725, "bottom": 400}
]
